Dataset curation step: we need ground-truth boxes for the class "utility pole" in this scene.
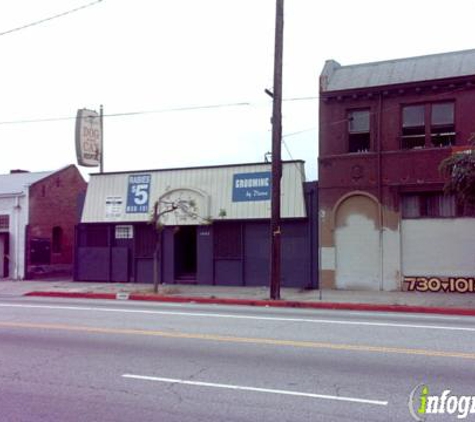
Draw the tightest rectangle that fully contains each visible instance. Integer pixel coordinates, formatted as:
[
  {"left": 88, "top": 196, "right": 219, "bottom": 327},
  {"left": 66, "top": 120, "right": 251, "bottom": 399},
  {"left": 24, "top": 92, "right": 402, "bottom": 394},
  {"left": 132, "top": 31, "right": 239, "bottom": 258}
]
[
  {"left": 269, "top": 0, "right": 284, "bottom": 300},
  {"left": 100, "top": 104, "right": 104, "bottom": 173}
]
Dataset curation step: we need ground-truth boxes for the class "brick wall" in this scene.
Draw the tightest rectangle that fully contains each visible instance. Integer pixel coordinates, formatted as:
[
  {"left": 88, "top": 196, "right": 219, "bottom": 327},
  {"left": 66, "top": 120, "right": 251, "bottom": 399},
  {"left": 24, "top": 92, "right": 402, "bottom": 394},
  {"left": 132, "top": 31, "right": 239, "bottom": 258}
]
[{"left": 27, "top": 165, "right": 87, "bottom": 278}]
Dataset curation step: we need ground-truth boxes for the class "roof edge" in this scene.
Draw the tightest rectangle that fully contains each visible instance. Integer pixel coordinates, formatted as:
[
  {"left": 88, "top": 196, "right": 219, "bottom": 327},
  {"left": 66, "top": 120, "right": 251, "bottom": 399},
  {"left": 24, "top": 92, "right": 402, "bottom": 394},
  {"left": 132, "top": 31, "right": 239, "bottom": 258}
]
[
  {"left": 90, "top": 160, "right": 306, "bottom": 177},
  {"left": 320, "top": 59, "right": 341, "bottom": 91},
  {"left": 327, "top": 48, "right": 475, "bottom": 72},
  {"left": 29, "top": 164, "right": 82, "bottom": 187},
  {"left": 320, "top": 73, "right": 475, "bottom": 96}
]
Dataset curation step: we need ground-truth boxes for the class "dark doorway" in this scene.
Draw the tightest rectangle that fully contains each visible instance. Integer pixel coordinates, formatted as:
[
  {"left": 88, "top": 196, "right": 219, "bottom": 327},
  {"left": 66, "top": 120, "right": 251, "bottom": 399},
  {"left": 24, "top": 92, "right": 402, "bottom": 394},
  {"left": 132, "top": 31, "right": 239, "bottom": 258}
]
[
  {"left": 0, "top": 233, "right": 9, "bottom": 278},
  {"left": 30, "top": 238, "right": 51, "bottom": 265},
  {"left": 174, "top": 226, "right": 197, "bottom": 282}
]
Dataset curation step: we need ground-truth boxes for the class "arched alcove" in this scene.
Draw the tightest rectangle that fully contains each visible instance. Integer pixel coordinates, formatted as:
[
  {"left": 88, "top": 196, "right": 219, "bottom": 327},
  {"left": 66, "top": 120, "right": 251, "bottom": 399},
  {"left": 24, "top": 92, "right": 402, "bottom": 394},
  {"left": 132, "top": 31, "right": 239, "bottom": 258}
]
[{"left": 334, "top": 193, "right": 381, "bottom": 290}]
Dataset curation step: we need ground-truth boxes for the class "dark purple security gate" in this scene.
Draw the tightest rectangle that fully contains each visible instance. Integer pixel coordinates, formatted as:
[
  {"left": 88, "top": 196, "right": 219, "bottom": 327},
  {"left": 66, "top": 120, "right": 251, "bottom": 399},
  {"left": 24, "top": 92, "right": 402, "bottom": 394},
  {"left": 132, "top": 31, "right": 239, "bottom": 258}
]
[{"left": 74, "top": 181, "right": 318, "bottom": 288}]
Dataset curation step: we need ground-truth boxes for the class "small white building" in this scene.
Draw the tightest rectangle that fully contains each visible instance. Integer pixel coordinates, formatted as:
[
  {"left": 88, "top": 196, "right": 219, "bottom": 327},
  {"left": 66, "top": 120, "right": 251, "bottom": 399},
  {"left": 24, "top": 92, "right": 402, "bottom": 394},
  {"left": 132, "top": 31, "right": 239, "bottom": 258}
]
[
  {"left": 0, "top": 171, "right": 52, "bottom": 279},
  {"left": 0, "top": 166, "right": 87, "bottom": 280}
]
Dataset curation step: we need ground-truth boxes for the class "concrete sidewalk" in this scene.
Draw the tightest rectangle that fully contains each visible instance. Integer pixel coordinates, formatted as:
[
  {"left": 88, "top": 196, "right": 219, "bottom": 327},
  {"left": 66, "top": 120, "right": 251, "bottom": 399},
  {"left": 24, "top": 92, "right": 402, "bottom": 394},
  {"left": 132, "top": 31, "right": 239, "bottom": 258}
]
[{"left": 1, "top": 279, "right": 475, "bottom": 316}]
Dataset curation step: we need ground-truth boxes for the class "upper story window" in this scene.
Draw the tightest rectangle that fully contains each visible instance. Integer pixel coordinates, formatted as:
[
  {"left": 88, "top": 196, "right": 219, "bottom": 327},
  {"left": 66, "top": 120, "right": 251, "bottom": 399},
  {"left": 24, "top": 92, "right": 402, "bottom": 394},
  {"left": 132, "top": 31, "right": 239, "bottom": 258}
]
[
  {"left": 431, "top": 102, "right": 455, "bottom": 147},
  {"left": 402, "top": 105, "right": 425, "bottom": 149},
  {"left": 348, "top": 109, "right": 370, "bottom": 153},
  {"left": 402, "top": 102, "right": 455, "bottom": 149}
]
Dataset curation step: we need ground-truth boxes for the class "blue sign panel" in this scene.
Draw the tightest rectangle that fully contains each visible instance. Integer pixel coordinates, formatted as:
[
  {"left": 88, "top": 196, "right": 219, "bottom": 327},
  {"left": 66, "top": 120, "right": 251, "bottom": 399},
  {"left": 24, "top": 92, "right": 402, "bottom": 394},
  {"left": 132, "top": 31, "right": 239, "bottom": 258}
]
[
  {"left": 232, "top": 171, "right": 271, "bottom": 202},
  {"left": 126, "top": 174, "right": 151, "bottom": 213}
]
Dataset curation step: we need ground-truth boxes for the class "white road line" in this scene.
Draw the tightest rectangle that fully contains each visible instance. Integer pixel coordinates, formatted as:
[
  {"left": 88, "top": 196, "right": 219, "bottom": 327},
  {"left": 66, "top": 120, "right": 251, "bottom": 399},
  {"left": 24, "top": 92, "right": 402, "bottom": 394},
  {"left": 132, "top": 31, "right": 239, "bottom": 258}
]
[
  {"left": 0, "top": 303, "right": 474, "bottom": 332},
  {"left": 122, "top": 374, "right": 388, "bottom": 406}
]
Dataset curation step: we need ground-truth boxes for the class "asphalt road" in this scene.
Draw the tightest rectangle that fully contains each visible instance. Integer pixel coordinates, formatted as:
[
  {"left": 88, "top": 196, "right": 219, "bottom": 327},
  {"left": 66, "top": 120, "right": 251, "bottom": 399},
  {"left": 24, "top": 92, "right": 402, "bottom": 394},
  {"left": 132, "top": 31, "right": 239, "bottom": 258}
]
[{"left": 0, "top": 297, "right": 474, "bottom": 421}]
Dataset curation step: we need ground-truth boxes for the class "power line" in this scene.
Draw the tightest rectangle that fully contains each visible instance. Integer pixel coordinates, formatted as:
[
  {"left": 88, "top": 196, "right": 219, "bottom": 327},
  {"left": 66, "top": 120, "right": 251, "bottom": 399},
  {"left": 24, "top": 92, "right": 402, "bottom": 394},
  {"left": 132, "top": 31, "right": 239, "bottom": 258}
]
[
  {"left": 283, "top": 95, "right": 318, "bottom": 102},
  {"left": 282, "top": 138, "right": 309, "bottom": 181},
  {"left": 0, "top": 102, "right": 252, "bottom": 125},
  {"left": 0, "top": 98, "right": 321, "bottom": 126},
  {"left": 0, "top": 0, "right": 103, "bottom": 38},
  {"left": 282, "top": 127, "right": 317, "bottom": 138},
  {"left": 0, "top": 114, "right": 76, "bottom": 125},
  {"left": 282, "top": 139, "right": 295, "bottom": 160},
  {"left": 106, "top": 102, "right": 251, "bottom": 118}
]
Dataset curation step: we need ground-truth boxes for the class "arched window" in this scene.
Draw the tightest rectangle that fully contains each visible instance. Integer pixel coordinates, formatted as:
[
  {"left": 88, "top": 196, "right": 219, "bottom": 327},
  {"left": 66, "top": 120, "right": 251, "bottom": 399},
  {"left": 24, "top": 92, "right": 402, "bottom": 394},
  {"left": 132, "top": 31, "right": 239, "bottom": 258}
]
[{"left": 52, "top": 226, "right": 63, "bottom": 253}]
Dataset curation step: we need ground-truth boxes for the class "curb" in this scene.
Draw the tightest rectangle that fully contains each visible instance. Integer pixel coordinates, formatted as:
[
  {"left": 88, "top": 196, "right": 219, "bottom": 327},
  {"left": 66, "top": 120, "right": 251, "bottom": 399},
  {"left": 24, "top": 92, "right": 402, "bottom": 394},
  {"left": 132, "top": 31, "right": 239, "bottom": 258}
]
[{"left": 24, "top": 291, "right": 475, "bottom": 316}]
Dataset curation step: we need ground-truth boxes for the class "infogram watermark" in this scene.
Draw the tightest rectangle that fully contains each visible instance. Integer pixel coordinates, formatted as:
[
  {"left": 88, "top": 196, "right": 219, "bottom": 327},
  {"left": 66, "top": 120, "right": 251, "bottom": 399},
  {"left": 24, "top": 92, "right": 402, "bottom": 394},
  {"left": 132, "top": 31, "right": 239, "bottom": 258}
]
[{"left": 409, "top": 384, "right": 475, "bottom": 420}]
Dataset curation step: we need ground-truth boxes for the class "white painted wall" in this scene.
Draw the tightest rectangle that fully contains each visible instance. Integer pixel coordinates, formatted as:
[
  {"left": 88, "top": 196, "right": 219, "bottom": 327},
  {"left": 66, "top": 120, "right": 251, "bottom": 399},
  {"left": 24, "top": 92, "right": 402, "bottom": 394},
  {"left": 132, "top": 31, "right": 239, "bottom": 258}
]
[
  {"left": 0, "top": 194, "right": 28, "bottom": 280},
  {"left": 335, "top": 213, "right": 381, "bottom": 290},
  {"left": 382, "top": 227, "right": 401, "bottom": 291},
  {"left": 320, "top": 246, "right": 335, "bottom": 270},
  {"left": 402, "top": 218, "right": 475, "bottom": 276}
]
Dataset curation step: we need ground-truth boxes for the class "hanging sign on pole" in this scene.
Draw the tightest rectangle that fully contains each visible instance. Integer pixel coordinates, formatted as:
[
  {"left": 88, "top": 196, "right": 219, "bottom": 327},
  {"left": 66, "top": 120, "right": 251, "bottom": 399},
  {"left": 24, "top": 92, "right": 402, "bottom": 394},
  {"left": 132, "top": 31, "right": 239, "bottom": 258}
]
[{"left": 75, "top": 108, "right": 102, "bottom": 168}]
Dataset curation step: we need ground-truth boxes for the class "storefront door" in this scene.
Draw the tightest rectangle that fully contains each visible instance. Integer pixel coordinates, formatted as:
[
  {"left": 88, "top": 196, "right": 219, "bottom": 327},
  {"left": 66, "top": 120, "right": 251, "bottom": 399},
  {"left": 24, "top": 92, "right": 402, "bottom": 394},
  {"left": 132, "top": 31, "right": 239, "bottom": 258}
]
[{"left": 174, "top": 226, "right": 197, "bottom": 281}]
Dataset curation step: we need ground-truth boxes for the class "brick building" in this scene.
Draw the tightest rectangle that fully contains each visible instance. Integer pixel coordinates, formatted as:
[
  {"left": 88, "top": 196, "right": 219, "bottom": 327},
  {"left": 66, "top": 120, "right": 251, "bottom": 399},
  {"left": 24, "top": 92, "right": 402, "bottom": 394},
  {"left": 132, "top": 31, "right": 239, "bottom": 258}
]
[
  {"left": 318, "top": 49, "right": 475, "bottom": 291},
  {"left": 0, "top": 165, "right": 86, "bottom": 279}
]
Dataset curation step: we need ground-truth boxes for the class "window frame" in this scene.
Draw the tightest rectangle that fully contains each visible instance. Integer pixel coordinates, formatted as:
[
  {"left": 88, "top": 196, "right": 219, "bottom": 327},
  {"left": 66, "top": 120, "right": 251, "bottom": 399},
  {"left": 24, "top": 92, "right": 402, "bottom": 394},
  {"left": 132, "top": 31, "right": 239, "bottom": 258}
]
[
  {"left": 347, "top": 108, "right": 371, "bottom": 153},
  {"left": 401, "top": 101, "right": 455, "bottom": 149},
  {"left": 401, "top": 192, "right": 460, "bottom": 219},
  {"left": 401, "top": 104, "right": 426, "bottom": 149},
  {"left": 115, "top": 225, "right": 134, "bottom": 240},
  {"left": 430, "top": 102, "right": 456, "bottom": 147},
  {"left": 0, "top": 215, "right": 9, "bottom": 231}
]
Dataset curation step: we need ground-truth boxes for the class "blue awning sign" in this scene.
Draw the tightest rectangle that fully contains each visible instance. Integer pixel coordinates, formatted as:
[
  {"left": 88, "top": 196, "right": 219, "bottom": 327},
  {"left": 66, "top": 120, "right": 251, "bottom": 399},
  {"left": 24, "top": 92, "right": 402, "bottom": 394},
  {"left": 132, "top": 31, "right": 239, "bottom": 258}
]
[{"left": 232, "top": 172, "right": 271, "bottom": 202}]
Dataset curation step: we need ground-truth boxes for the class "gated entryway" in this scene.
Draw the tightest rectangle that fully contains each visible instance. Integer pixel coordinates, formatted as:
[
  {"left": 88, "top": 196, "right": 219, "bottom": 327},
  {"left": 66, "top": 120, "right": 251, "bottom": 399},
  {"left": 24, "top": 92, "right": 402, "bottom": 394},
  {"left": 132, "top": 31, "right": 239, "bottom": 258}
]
[
  {"left": 335, "top": 194, "right": 381, "bottom": 290},
  {"left": 75, "top": 225, "right": 129, "bottom": 282},
  {"left": 174, "top": 226, "right": 197, "bottom": 282}
]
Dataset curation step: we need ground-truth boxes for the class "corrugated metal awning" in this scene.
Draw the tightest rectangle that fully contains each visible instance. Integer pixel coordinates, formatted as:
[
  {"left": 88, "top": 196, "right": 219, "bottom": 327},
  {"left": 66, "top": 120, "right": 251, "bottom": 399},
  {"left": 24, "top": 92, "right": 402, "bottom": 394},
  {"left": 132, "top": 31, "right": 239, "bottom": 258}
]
[{"left": 81, "top": 161, "right": 307, "bottom": 224}]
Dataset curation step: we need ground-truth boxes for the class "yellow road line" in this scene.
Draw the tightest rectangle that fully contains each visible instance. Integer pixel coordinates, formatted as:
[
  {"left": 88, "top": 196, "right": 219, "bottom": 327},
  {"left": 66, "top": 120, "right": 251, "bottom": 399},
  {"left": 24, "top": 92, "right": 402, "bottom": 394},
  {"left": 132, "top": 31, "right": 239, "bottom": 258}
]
[{"left": 1, "top": 321, "right": 474, "bottom": 360}]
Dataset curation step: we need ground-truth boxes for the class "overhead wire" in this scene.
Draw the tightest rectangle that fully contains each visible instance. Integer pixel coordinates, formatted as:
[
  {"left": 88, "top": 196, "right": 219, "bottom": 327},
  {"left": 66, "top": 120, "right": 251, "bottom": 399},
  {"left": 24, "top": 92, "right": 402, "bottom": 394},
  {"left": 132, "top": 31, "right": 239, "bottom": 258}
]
[
  {"left": 282, "top": 135, "right": 314, "bottom": 181},
  {"left": 0, "top": 102, "right": 251, "bottom": 125},
  {"left": 0, "top": 96, "right": 317, "bottom": 178},
  {"left": 0, "top": 96, "right": 318, "bottom": 126},
  {"left": 0, "top": 0, "right": 103, "bottom": 38},
  {"left": 0, "top": 95, "right": 317, "bottom": 177},
  {"left": 282, "top": 127, "right": 317, "bottom": 138}
]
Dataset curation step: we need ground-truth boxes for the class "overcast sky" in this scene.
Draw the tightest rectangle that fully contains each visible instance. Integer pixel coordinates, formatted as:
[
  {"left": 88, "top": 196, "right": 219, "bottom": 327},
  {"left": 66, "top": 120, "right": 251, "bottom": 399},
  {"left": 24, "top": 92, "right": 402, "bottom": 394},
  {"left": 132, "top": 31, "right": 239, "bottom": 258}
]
[{"left": 1, "top": 0, "right": 475, "bottom": 181}]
